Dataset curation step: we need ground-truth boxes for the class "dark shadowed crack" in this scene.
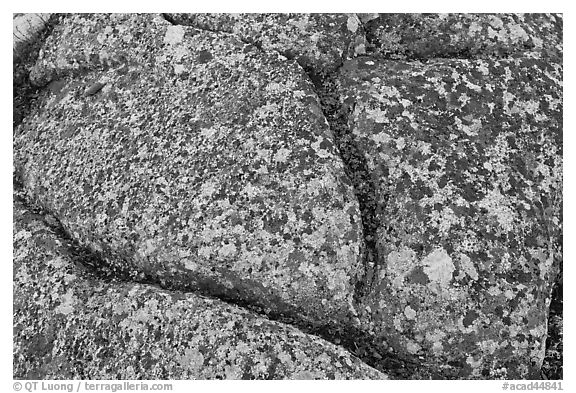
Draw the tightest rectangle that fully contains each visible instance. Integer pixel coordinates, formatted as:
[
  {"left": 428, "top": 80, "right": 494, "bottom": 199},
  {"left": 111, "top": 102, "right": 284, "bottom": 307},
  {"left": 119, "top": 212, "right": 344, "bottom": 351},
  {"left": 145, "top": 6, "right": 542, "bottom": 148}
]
[
  {"left": 161, "top": 13, "right": 266, "bottom": 52},
  {"left": 312, "top": 70, "right": 382, "bottom": 301},
  {"left": 161, "top": 13, "right": 424, "bottom": 375},
  {"left": 16, "top": 12, "right": 562, "bottom": 379},
  {"left": 13, "top": 12, "right": 418, "bottom": 374},
  {"left": 542, "top": 271, "right": 563, "bottom": 379},
  {"left": 160, "top": 13, "right": 329, "bottom": 86},
  {"left": 310, "top": 67, "right": 434, "bottom": 379},
  {"left": 159, "top": 11, "right": 383, "bottom": 307},
  {"left": 69, "top": 12, "right": 424, "bottom": 378},
  {"left": 159, "top": 12, "right": 382, "bottom": 309},
  {"left": 14, "top": 175, "right": 423, "bottom": 378},
  {"left": 14, "top": 178, "right": 146, "bottom": 285}
]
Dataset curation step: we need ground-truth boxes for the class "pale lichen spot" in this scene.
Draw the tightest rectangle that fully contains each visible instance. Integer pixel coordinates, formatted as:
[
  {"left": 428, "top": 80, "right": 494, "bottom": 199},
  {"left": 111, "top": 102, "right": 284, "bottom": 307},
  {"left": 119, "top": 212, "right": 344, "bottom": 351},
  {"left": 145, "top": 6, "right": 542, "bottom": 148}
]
[
  {"left": 478, "top": 339, "right": 499, "bottom": 355},
  {"left": 224, "top": 364, "right": 242, "bottom": 379},
  {"left": 179, "top": 347, "right": 205, "bottom": 370},
  {"left": 310, "top": 139, "right": 331, "bottom": 159},
  {"left": 317, "top": 352, "right": 332, "bottom": 364},
  {"left": 488, "top": 285, "right": 502, "bottom": 296},
  {"left": 54, "top": 289, "right": 76, "bottom": 315},
  {"left": 508, "top": 24, "right": 529, "bottom": 42},
  {"left": 476, "top": 188, "right": 516, "bottom": 232},
  {"left": 393, "top": 314, "right": 404, "bottom": 332},
  {"left": 404, "top": 305, "right": 417, "bottom": 320},
  {"left": 48, "top": 256, "right": 67, "bottom": 269},
  {"left": 218, "top": 243, "right": 237, "bottom": 259},
  {"left": 467, "top": 21, "right": 482, "bottom": 35},
  {"left": 273, "top": 148, "right": 291, "bottom": 163},
  {"left": 466, "top": 355, "right": 483, "bottom": 377},
  {"left": 459, "top": 254, "right": 479, "bottom": 281},
  {"left": 183, "top": 259, "right": 198, "bottom": 271},
  {"left": 432, "top": 341, "right": 444, "bottom": 354},
  {"left": 346, "top": 15, "right": 359, "bottom": 33},
  {"left": 164, "top": 25, "right": 185, "bottom": 45},
  {"left": 504, "top": 289, "right": 515, "bottom": 299},
  {"left": 14, "top": 229, "right": 32, "bottom": 242},
  {"left": 264, "top": 82, "right": 283, "bottom": 95},
  {"left": 386, "top": 246, "right": 419, "bottom": 288},
  {"left": 292, "top": 370, "right": 315, "bottom": 380},
  {"left": 406, "top": 340, "right": 421, "bottom": 355},
  {"left": 199, "top": 126, "right": 217, "bottom": 139},
  {"left": 511, "top": 99, "right": 540, "bottom": 115},
  {"left": 200, "top": 180, "right": 219, "bottom": 199},
  {"left": 136, "top": 238, "right": 158, "bottom": 259},
  {"left": 292, "top": 90, "right": 306, "bottom": 99},
  {"left": 488, "top": 15, "right": 505, "bottom": 30},
  {"left": 421, "top": 248, "right": 455, "bottom": 290},
  {"left": 173, "top": 64, "right": 185, "bottom": 74},
  {"left": 371, "top": 131, "right": 392, "bottom": 145},
  {"left": 477, "top": 60, "right": 490, "bottom": 76},
  {"left": 277, "top": 351, "right": 292, "bottom": 364},
  {"left": 395, "top": 137, "right": 406, "bottom": 150},
  {"left": 198, "top": 246, "right": 213, "bottom": 259},
  {"left": 365, "top": 107, "right": 388, "bottom": 123}
]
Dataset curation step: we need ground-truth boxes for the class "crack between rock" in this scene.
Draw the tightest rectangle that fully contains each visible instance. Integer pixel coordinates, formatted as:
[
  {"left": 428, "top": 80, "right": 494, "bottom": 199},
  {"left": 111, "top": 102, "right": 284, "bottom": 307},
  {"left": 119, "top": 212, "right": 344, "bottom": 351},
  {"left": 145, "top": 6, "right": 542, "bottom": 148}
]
[
  {"left": 160, "top": 12, "right": 382, "bottom": 306},
  {"left": 161, "top": 13, "right": 268, "bottom": 54},
  {"left": 14, "top": 175, "right": 421, "bottom": 378},
  {"left": 14, "top": 13, "right": 424, "bottom": 378},
  {"left": 304, "top": 66, "right": 429, "bottom": 379},
  {"left": 311, "top": 68, "right": 382, "bottom": 303},
  {"left": 159, "top": 13, "right": 562, "bottom": 379},
  {"left": 160, "top": 13, "right": 313, "bottom": 69},
  {"left": 156, "top": 13, "right": 418, "bottom": 377}
]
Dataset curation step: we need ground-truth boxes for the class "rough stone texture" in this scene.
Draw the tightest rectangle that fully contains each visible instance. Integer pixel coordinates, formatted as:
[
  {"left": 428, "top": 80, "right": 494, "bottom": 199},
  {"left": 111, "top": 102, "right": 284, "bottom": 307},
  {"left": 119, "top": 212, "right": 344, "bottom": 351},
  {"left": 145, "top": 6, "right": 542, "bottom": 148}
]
[
  {"left": 165, "top": 13, "right": 367, "bottom": 78},
  {"left": 13, "top": 13, "right": 563, "bottom": 380},
  {"left": 337, "top": 57, "right": 562, "bottom": 379},
  {"left": 365, "top": 13, "right": 562, "bottom": 60},
  {"left": 13, "top": 191, "right": 386, "bottom": 380},
  {"left": 14, "top": 13, "right": 364, "bottom": 327}
]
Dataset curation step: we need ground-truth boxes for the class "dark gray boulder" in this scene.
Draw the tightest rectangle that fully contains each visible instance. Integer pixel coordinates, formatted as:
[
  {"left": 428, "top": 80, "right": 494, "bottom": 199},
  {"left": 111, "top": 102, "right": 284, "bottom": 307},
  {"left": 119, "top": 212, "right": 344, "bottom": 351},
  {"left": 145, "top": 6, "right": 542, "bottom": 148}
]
[
  {"left": 336, "top": 56, "right": 562, "bottom": 378},
  {"left": 364, "top": 13, "right": 562, "bottom": 60},
  {"left": 165, "top": 13, "right": 367, "bottom": 77},
  {"left": 13, "top": 12, "right": 563, "bottom": 380},
  {"left": 13, "top": 191, "right": 386, "bottom": 380},
  {"left": 14, "top": 13, "right": 364, "bottom": 327}
]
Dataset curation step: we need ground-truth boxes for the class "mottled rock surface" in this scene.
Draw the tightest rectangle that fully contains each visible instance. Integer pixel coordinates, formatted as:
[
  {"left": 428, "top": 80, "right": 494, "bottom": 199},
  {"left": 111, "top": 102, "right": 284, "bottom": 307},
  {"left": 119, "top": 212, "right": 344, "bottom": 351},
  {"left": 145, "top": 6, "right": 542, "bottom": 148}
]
[
  {"left": 337, "top": 57, "right": 562, "bottom": 378},
  {"left": 365, "top": 14, "right": 562, "bottom": 60},
  {"left": 14, "top": 13, "right": 563, "bottom": 380},
  {"left": 15, "top": 13, "right": 364, "bottom": 327},
  {"left": 13, "top": 190, "right": 386, "bottom": 380},
  {"left": 165, "top": 13, "right": 366, "bottom": 77}
]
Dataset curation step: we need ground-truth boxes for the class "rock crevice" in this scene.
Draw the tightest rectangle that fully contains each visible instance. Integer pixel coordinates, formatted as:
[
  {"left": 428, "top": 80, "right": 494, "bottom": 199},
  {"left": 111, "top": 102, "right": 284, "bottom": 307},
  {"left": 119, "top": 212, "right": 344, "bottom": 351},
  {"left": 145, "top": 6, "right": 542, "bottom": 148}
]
[{"left": 13, "top": 13, "right": 563, "bottom": 380}]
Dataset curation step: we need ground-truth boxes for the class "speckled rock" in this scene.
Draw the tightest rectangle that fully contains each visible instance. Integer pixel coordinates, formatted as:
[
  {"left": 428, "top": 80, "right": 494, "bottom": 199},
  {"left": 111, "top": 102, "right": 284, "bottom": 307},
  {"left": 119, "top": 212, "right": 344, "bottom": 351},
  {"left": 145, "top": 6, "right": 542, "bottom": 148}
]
[
  {"left": 14, "top": 14, "right": 364, "bottom": 327},
  {"left": 165, "top": 13, "right": 366, "bottom": 77},
  {"left": 13, "top": 193, "right": 386, "bottom": 380},
  {"left": 365, "top": 13, "right": 562, "bottom": 59},
  {"left": 337, "top": 57, "right": 562, "bottom": 378}
]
